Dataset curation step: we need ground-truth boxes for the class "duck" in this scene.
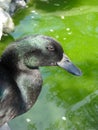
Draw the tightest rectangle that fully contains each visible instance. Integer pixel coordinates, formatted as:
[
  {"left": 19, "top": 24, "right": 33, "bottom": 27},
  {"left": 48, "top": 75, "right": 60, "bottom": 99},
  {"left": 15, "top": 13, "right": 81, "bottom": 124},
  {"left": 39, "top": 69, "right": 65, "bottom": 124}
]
[{"left": 0, "top": 35, "right": 82, "bottom": 128}]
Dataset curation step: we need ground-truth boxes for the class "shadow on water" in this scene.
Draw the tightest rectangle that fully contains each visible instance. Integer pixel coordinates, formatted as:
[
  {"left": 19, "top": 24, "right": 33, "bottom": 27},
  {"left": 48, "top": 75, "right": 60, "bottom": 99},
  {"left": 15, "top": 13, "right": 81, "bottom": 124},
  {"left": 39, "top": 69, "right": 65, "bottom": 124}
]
[
  {"left": 32, "top": 0, "right": 79, "bottom": 12},
  {"left": 31, "top": 0, "right": 98, "bottom": 12}
]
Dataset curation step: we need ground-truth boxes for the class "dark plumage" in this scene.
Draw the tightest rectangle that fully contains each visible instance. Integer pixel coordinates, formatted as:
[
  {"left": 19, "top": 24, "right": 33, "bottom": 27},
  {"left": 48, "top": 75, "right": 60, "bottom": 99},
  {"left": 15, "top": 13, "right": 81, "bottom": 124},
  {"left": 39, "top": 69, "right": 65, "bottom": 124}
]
[{"left": 0, "top": 35, "right": 81, "bottom": 126}]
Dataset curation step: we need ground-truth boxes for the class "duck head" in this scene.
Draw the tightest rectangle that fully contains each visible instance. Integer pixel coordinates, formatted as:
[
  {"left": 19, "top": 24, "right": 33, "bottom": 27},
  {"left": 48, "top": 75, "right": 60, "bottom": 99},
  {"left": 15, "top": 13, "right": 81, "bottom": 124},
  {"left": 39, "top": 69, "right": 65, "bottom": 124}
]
[
  {"left": 12, "top": 35, "right": 82, "bottom": 76},
  {"left": 0, "top": 35, "right": 82, "bottom": 127}
]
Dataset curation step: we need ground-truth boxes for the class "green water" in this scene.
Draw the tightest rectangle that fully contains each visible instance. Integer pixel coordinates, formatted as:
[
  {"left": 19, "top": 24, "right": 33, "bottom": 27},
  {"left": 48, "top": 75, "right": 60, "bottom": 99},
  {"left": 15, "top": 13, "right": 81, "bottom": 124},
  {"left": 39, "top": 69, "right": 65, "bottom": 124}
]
[{"left": 0, "top": 0, "right": 98, "bottom": 130}]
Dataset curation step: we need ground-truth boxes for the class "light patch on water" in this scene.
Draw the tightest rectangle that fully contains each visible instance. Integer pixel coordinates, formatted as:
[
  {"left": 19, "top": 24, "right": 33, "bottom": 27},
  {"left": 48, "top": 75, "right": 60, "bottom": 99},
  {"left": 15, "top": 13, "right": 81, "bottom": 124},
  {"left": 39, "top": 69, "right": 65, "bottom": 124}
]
[
  {"left": 31, "top": 10, "right": 36, "bottom": 13},
  {"left": 26, "top": 118, "right": 31, "bottom": 123},
  {"left": 40, "top": 0, "right": 49, "bottom": 2},
  {"left": 62, "top": 116, "right": 66, "bottom": 121},
  {"left": 66, "top": 28, "right": 70, "bottom": 31},
  {"left": 68, "top": 32, "right": 72, "bottom": 35},
  {"left": 31, "top": 10, "right": 38, "bottom": 14},
  {"left": 61, "top": 16, "right": 65, "bottom": 19},
  {"left": 63, "top": 37, "right": 67, "bottom": 40},
  {"left": 55, "top": 35, "right": 59, "bottom": 38},
  {"left": 50, "top": 29, "right": 54, "bottom": 32},
  {"left": 54, "top": 3, "right": 60, "bottom": 7},
  {"left": 34, "top": 23, "right": 37, "bottom": 26},
  {"left": 31, "top": 16, "right": 35, "bottom": 19},
  {"left": 31, "top": 10, "right": 39, "bottom": 19},
  {"left": 26, "top": 5, "right": 28, "bottom": 8}
]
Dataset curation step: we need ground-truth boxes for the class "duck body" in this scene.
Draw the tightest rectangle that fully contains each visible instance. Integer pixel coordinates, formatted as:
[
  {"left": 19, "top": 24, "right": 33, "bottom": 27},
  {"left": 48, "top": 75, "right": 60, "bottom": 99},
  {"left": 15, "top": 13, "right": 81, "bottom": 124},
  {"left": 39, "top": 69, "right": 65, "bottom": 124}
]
[
  {"left": 0, "top": 62, "right": 29, "bottom": 125},
  {"left": 0, "top": 40, "right": 42, "bottom": 125},
  {"left": 0, "top": 35, "right": 81, "bottom": 126},
  {"left": 0, "top": 62, "right": 42, "bottom": 126}
]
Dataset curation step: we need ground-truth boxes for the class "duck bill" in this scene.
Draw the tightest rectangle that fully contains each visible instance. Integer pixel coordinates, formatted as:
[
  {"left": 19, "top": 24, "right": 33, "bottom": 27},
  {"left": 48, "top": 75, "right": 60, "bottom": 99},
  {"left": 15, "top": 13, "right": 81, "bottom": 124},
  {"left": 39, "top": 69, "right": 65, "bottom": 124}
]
[{"left": 57, "top": 54, "right": 82, "bottom": 76}]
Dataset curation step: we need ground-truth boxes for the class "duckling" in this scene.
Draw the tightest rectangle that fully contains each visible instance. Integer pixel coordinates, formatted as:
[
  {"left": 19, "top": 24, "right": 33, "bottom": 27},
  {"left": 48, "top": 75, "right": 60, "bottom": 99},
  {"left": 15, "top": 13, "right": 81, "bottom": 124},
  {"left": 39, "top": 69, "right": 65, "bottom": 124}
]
[{"left": 0, "top": 35, "right": 82, "bottom": 127}]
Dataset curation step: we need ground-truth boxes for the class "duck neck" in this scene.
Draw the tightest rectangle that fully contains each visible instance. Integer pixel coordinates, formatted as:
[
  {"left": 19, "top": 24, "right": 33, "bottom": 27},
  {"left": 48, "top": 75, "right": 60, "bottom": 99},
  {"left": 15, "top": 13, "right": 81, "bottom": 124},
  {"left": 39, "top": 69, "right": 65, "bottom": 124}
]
[
  {"left": 16, "top": 69, "right": 42, "bottom": 110},
  {"left": 1, "top": 44, "right": 43, "bottom": 110},
  {"left": 1, "top": 45, "right": 18, "bottom": 75}
]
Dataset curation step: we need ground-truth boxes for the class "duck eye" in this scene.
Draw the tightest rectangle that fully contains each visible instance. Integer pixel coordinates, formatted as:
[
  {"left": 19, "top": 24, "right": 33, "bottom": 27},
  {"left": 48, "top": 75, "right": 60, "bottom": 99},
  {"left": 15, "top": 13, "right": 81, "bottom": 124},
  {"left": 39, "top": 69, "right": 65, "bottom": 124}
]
[{"left": 46, "top": 45, "right": 55, "bottom": 51}]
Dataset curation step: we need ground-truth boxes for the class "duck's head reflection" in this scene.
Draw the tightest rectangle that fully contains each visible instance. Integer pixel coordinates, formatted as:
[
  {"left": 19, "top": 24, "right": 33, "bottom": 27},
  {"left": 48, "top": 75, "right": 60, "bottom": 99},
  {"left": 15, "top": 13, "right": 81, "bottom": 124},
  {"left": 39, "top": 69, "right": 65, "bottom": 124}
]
[{"left": 0, "top": 35, "right": 82, "bottom": 126}]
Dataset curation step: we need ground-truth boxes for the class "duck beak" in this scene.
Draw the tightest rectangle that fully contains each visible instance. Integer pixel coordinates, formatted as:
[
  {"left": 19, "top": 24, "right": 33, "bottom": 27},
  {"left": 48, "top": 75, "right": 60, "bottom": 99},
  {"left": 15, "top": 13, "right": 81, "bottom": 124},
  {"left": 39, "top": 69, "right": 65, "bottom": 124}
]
[{"left": 57, "top": 54, "right": 82, "bottom": 76}]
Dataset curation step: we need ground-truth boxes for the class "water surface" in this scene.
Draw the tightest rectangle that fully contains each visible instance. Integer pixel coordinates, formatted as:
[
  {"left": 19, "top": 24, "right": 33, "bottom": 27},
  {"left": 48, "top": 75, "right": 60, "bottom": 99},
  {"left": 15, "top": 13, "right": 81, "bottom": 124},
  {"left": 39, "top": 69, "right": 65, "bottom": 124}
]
[{"left": 0, "top": 0, "right": 98, "bottom": 130}]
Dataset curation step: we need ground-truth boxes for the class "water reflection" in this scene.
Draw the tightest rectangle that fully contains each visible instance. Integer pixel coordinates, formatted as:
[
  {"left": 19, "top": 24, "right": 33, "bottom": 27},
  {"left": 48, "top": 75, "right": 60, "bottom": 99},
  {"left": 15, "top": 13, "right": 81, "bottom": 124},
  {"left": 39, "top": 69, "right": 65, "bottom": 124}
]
[{"left": 66, "top": 90, "right": 98, "bottom": 130}]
